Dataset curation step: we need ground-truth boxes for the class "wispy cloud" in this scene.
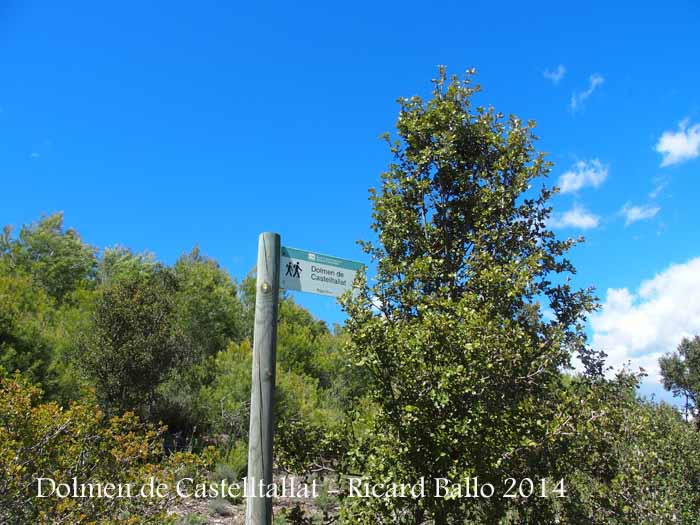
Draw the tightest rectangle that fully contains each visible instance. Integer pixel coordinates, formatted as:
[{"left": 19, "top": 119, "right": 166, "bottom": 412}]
[
  {"left": 648, "top": 176, "right": 668, "bottom": 199},
  {"left": 543, "top": 65, "right": 566, "bottom": 85},
  {"left": 29, "top": 152, "right": 40, "bottom": 159},
  {"left": 557, "top": 159, "right": 608, "bottom": 193},
  {"left": 620, "top": 203, "right": 660, "bottom": 226},
  {"left": 656, "top": 119, "right": 700, "bottom": 167},
  {"left": 570, "top": 73, "right": 604, "bottom": 111},
  {"left": 549, "top": 204, "right": 600, "bottom": 230}
]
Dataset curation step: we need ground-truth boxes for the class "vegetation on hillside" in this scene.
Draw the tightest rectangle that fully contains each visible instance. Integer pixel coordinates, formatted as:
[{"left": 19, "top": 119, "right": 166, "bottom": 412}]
[{"left": 1, "top": 70, "right": 698, "bottom": 523}]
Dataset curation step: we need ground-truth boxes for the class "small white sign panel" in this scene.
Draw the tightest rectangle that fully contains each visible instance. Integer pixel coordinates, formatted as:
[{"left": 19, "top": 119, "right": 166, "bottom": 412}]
[{"left": 279, "top": 246, "right": 363, "bottom": 298}]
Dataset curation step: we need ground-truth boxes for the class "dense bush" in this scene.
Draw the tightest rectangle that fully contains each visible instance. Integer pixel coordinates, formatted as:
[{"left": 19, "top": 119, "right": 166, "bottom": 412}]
[
  {"left": 76, "top": 267, "right": 185, "bottom": 417},
  {"left": 0, "top": 374, "right": 211, "bottom": 524},
  {"left": 552, "top": 374, "right": 700, "bottom": 524},
  {"left": 0, "top": 267, "right": 55, "bottom": 389}
]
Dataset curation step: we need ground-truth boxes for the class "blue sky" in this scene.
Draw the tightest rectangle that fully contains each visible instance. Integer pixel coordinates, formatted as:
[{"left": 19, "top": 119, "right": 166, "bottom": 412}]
[{"left": 2, "top": 1, "right": 699, "bottom": 401}]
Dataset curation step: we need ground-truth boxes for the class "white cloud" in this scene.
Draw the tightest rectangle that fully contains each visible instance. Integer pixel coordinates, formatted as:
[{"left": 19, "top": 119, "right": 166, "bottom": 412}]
[
  {"left": 29, "top": 152, "right": 40, "bottom": 159},
  {"left": 570, "top": 73, "right": 604, "bottom": 111},
  {"left": 620, "top": 203, "right": 660, "bottom": 226},
  {"left": 549, "top": 204, "right": 600, "bottom": 230},
  {"left": 557, "top": 159, "right": 608, "bottom": 193},
  {"left": 543, "top": 65, "right": 566, "bottom": 85},
  {"left": 591, "top": 258, "right": 700, "bottom": 386},
  {"left": 655, "top": 119, "right": 700, "bottom": 167}
]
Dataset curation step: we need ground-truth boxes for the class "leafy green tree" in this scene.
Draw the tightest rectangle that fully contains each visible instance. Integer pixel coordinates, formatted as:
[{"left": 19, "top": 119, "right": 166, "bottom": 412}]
[
  {"left": 659, "top": 335, "right": 700, "bottom": 427},
  {"left": 0, "top": 265, "right": 54, "bottom": 388},
  {"left": 0, "top": 213, "right": 96, "bottom": 303},
  {"left": 174, "top": 247, "right": 246, "bottom": 358},
  {"left": 76, "top": 267, "right": 185, "bottom": 417},
  {"left": 277, "top": 299, "right": 331, "bottom": 378},
  {"left": 339, "top": 68, "right": 601, "bottom": 523},
  {"left": 96, "top": 245, "right": 158, "bottom": 285},
  {"left": 0, "top": 219, "right": 94, "bottom": 402}
]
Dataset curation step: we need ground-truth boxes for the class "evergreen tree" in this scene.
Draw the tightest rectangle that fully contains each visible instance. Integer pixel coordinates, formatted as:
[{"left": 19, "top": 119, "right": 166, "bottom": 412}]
[{"left": 340, "top": 68, "right": 602, "bottom": 523}]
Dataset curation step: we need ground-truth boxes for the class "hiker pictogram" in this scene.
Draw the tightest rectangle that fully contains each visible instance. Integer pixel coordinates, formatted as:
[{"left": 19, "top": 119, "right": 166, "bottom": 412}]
[{"left": 285, "top": 261, "right": 303, "bottom": 278}]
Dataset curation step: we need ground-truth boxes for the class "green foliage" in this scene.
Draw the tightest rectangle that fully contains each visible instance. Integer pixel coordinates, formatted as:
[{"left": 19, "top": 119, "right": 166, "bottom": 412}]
[
  {"left": 175, "top": 247, "right": 246, "bottom": 357},
  {"left": 339, "top": 68, "right": 601, "bottom": 523},
  {"left": 553, "top": 373, "right": 700, "bottom": 523},
  {"left": 0, "top": 268, "right": 55, "bottom": 387},
  {"left": 239, "top": 275, "right": 257, "bottom": 340},
  {"left": 76, "top": 267, "right": 186, "bottom": 416},
  {"left": 199, "top": 340, "right": 253, "bottom": 438},
  {"left": 212, "top": 462, "right": 241, "bottom": 485},
  {"left": 0, "top": 213, "right": 358, "bottom": 520},
  {"left": 200, "top": 331, "right": 348, "bottom": 474},
  {"left": 220, "top": 439, "right": 248, "bottom": 480},
  {"left": 277, "top": 504, "right": 315, "bottom": 525},
  {"left": 277, "top": 299, "right": 366, "bottom": 404},
  {"left": 210, "top": 443, "right": 246, "bottom": 503},
  {"left": 208, "top": 497, "right": 235, "bottom": 516},
  {"left": 277, "top": 298, "right": 332, "bottom": 379},
  {"left": 315, "top": 478, "right": 339, "bottom": 517},
  {"left": 0, "top": 214, "right": 101, "bottom": 403},
  {"left": 0, "top": 374, "right": 211, "bottom": 525},
  {"left": 149, "top": 248, "right": 248, "bottom": 433},
  {"left": 174, "top": 513, "right": 208, "bottom": 525},
  {"left": 97, "top": 245, "right": 158, "bottom": 285},
  {"left": 3, "top": 182, "right": 696, "bottom": 523},
  {"left": 659, "top": 335, "right": 700, "bottom": 427},
  {"left": 0, "top": 212, "right": 96, "bottom": 303}
]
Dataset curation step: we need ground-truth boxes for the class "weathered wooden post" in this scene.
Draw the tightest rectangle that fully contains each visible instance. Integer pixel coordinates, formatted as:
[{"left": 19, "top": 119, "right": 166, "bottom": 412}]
[{"left": 246, "top": 232, "right": 280, "bottom": 525}]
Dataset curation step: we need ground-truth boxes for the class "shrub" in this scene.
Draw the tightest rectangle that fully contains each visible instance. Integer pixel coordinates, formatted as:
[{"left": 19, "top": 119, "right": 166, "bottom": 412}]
[
  {"left": 174, "top": 514, "right": 208, "bottom": 525},
  {"left": 222, "top": 439, "right": 248, "bottom": 478},
  {"left": 277, "top": 504, "right": 315, "bottom": 525},
  {"left": 0, "top": 374, "right": 211, "bottom": 524},
  {"left": 208, "top": 497, "right": 235, "bottom": 516},
  {"left": 210, "top": 462, "right": 243, "bottom": 504}
]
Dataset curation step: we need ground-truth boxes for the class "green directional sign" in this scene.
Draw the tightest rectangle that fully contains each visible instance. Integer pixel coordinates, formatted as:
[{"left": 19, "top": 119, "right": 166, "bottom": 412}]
[{"left": 280, "top": 246, "right": 363, "bottom": 298}]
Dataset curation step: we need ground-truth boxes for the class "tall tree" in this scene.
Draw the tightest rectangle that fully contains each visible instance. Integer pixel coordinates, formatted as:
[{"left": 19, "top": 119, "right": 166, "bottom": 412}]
[
  {"left": 660, "top": 335, "right": 700, "bottom": 427},
  {"left": 340, "top": 68, "right": 601, "bottom": 523}
]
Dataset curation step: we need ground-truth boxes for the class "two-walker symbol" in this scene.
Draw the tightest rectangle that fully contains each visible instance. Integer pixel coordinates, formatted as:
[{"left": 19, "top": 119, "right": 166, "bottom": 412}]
[
  {"left": 246, "top": 234, "right": 363, "bottom": 525},
  {"left": 284, "top": 260, "right": 302, "bottom": 279}
]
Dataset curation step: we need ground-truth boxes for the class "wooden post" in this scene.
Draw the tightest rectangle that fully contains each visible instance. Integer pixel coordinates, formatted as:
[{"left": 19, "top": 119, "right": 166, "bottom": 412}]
[{"left": 246, "top": 232, "right": 280, "bottom": 525}]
